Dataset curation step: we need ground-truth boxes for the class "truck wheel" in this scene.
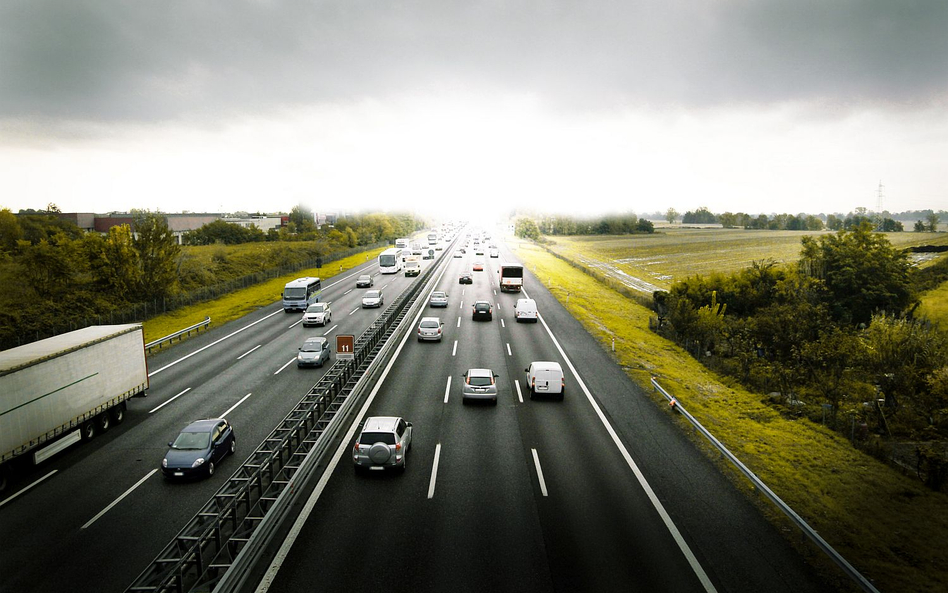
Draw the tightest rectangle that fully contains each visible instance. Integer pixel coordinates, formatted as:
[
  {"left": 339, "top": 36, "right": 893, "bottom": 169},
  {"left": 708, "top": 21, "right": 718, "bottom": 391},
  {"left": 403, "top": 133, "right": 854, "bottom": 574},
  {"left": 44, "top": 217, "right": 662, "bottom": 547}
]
[
  {"left": 110, "top": 403, "right": 126, "bottom": 425},
  {"left": 97, "top": 412, "right": 111, "bottom": 433},
  {"left": 81, "top": 421, "right": 96, "bottom": 441}
]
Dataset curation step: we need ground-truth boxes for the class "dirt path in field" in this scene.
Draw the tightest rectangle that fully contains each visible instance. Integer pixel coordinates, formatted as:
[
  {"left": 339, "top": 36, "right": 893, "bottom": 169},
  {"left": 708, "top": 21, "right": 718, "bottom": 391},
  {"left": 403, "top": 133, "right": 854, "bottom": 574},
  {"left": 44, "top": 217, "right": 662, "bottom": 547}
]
[{"left": 576, "top": 256, "right": 663, "bottom": 294}]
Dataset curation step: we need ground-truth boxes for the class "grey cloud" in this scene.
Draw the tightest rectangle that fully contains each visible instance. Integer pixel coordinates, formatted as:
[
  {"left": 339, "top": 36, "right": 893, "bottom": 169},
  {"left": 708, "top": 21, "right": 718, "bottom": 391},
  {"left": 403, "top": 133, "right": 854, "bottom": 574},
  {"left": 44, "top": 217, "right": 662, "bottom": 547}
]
[{"left": 1, "top": 0, "right": 945, "bottom": 126}]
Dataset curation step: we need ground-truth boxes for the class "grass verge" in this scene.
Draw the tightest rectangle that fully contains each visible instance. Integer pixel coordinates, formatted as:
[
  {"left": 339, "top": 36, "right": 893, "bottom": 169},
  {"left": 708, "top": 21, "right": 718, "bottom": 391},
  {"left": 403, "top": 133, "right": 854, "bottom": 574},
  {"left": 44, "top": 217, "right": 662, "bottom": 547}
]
[
  {"left": 141, "top": 246, "right": 387, "bottom": 344},
  {"left": 918, "top": 281, "right": 948, "bottom": 329},
  {"left": 511, "top": 238, "right": 948, "bottom": 593}
]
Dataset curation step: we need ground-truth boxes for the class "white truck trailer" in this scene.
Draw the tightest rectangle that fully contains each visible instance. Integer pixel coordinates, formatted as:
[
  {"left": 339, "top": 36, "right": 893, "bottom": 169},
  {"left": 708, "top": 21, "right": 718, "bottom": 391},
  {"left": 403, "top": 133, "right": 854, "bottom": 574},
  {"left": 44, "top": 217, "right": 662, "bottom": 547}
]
[{"left": 0, "top": 324, "right": 148, "bottom": 491}]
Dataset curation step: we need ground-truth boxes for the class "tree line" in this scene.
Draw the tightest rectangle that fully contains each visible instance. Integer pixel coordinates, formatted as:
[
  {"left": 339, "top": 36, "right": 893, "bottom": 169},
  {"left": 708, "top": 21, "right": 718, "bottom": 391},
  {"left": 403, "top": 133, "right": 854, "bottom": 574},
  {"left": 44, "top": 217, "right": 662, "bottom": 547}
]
[
  {"left": 653, "top": 224, "right": 948, "bottom": 478},
  {"left": 669, "top": 206, "right": 942, "bottom": 232},
  {"left": 514, "top": 213, "right": 654, "bottom": 240},
  {"left": 0, "top": 208, "right": 423, "bottom": 348}
]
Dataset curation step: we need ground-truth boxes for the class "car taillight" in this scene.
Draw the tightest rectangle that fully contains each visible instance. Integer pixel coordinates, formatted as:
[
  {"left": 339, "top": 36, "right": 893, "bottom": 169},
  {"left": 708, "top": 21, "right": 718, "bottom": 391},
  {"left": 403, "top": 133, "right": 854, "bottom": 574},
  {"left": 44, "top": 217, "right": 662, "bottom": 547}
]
[
  {"left": 395, "top": 442, "right": 402, "bottom": 451},
  {"left": 562, "top": 378, "right": 566, "bottom": 388},
  {"left": 437, "top": 328, "right": 442, "bottom": 334}
]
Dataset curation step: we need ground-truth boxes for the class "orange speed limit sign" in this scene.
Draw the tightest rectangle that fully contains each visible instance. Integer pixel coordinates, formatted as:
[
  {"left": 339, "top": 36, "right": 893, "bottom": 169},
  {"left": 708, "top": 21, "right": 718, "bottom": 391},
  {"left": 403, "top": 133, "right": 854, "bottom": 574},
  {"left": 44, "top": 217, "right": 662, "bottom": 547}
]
[{"left": 336, "top": 335, "right": 355, "bottom": 359}]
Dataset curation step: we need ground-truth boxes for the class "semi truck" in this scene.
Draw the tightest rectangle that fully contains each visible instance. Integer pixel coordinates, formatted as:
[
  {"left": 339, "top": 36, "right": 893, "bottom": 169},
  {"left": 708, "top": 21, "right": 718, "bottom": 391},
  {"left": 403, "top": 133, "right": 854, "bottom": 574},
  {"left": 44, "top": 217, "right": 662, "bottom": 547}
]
[{"left": 0, "top": 324, "right": 148, "bottom": 491}]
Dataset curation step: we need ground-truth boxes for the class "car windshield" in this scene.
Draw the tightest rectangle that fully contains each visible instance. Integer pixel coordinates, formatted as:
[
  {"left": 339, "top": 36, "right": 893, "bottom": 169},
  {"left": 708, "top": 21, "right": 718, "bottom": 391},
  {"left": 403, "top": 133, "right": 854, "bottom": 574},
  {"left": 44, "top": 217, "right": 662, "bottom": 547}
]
[
  {"left": 284, "top": 287, "right": 306, "bottom": 299},
  {"left": 172, "top": 431, "right": 210, "bottom": 450},
  {"left": 301, "top": 341, "right": 323, "bottom": 352},
  {"left": 364, "top": 291, "right": 380, "bottom": 298},
  {"left": 359, "top": 432, "right": 396, "bottom": 445},
  {"left": 420, "top": 320, "right": 439, "bottom": 328},
  {"left": 469, "top": 376, "right": 493, "bottom": 386},
  {"left": 307, "top": 304, "right": 327, "bottom": 312}
]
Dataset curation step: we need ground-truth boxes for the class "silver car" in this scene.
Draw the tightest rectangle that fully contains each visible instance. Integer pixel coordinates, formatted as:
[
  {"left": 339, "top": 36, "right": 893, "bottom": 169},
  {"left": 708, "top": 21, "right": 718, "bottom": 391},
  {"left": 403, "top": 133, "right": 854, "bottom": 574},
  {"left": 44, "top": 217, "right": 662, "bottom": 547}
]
[
  {"left": 417, "top": 317, "right": 444, "bottom": 342},
  {"left": 297, "top": 337, "right": 330, "bottom": 368},
  {"left": 361, "top": 289, "right": 383, "bottom": 308},
  {"left": 461, "top": 368, "right": 499, "bottom": 405},
  {"left": 301, "top": 302, "right": 331, "bottom": 327},
  {"left": 429, "top": 291, "right": 449, "bottom": 307},
  {"left": 353, "top": 416, "right": 412, "bottom": 473}
]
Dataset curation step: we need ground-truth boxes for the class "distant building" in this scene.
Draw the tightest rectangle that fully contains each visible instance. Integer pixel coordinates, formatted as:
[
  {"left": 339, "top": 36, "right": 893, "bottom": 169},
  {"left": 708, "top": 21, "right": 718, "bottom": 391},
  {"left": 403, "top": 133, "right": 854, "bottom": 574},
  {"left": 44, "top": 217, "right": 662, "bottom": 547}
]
[
  {"left": 57, "top": 212, "right": 221, "bottom": 244},
  {"left": 221, "top": 215, "right": 288, "bottom": 232}
]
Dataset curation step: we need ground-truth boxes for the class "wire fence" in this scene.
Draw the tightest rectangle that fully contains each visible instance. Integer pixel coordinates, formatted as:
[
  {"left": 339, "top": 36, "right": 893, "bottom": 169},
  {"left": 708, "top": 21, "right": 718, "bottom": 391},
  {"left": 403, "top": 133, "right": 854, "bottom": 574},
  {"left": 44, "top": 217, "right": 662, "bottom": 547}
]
[{"left": 7, "top": 241, "right": 387, "bottom": 348}]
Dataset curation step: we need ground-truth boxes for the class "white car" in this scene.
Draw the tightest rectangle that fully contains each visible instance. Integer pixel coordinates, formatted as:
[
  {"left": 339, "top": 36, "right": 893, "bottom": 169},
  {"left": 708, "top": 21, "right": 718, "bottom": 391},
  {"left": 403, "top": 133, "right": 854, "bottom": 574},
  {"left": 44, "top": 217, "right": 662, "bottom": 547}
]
[
  {"left": 362, "top": 290, "right": 384, "bottom": 308},
  {"left": 301, "top": 302, "right": 332, "bottom": 327}
]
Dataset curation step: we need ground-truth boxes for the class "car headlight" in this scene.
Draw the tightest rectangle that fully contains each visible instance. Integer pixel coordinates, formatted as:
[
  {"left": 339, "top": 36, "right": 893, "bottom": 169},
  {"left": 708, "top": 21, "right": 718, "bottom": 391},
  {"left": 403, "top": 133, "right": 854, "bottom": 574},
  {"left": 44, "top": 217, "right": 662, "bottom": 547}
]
[
  {"left": 298, "top": 353, "right": 304, "bottom": 360},
  {"left": 192, "top": 458, "right": 205, "bottom": 468},
  {"left": 162, "top": 458, "right": 168, "bottom": 468}
]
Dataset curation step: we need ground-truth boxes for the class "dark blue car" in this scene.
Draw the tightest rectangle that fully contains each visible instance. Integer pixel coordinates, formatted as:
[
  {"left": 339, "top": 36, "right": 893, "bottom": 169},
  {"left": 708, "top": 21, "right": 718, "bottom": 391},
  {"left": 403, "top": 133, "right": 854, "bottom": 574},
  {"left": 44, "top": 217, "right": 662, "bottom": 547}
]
[{"left": 161, "top": 418, "right": 236, "bottom": 479}]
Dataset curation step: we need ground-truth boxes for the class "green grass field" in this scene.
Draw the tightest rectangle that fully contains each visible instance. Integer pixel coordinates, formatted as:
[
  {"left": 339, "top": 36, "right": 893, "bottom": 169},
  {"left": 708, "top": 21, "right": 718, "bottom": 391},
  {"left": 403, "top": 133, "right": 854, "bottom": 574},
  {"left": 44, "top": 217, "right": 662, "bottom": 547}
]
[
  {"left": 545, "top": 228, "right": 948, "bottom": 292},
  {"left": 511, "top": 236, "right": 948, "bottom": 593},
  {"left": 142, "top": 246, "right": 386, "bottom": 344}
]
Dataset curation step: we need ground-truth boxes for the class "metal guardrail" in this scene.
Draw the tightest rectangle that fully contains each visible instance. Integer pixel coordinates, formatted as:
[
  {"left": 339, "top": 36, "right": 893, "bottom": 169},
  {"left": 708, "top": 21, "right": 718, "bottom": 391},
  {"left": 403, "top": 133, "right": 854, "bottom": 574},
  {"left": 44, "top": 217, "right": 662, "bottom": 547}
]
[
  {"left": 126, "top": 234, "right": 458, "bottom": 593},
  {"left": 650, "top": 377, "right": 880, "bottom": 593},
  {"left": 145, "top": 318, "right": 211, "bottom": 353}
]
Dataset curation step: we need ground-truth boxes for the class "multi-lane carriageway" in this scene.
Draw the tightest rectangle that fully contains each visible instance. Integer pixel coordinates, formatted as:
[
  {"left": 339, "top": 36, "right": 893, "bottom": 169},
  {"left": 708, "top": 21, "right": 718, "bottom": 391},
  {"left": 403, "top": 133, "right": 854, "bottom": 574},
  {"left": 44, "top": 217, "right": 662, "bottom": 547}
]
[{"left": 0, "top": 236, "right": 832, "bottom": 593}]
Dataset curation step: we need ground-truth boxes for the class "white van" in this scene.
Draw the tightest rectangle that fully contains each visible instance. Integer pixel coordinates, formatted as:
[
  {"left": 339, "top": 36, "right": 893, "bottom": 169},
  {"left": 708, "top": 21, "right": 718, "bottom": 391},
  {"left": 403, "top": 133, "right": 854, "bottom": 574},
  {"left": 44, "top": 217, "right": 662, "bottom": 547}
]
[
  {"left": 525, "top": 361, "right": 565, "bottom": 400},
  {"left": 514, "top": 298, "right": 538, "bottom": 323}
]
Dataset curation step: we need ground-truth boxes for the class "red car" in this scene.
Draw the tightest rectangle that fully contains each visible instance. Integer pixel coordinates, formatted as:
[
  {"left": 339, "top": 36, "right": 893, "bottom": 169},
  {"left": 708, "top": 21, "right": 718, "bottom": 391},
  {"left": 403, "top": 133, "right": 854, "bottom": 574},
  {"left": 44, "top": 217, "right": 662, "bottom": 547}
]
[{"left": 472, "top": 261, "right": 484, "bottom": 271}]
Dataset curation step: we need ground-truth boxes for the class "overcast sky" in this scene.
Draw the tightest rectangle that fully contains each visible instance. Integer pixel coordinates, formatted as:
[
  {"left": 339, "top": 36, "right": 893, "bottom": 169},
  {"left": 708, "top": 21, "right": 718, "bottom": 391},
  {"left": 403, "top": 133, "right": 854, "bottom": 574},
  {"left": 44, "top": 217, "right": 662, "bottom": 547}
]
[{"left": 1, "top": 0, "right": 946, "bottom": 218}]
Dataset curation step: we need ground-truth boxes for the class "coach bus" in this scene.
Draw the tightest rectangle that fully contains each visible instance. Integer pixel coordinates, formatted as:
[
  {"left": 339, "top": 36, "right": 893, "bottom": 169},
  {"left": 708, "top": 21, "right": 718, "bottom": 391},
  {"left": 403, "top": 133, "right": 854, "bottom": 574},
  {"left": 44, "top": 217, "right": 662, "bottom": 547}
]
[
  {"left": 379, "top": 248, "right": 404, "bottom": 274},
  {"left": 283, "top": 277, "right": 322, "bottom": 311}
]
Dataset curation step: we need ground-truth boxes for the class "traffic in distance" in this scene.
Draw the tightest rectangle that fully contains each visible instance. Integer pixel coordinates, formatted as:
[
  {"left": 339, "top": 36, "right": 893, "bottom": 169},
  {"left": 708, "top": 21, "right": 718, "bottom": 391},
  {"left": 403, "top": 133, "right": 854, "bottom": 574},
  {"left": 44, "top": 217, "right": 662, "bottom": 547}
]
[{"left": 0, "top": 222, "right": 830, "bottom": 593}]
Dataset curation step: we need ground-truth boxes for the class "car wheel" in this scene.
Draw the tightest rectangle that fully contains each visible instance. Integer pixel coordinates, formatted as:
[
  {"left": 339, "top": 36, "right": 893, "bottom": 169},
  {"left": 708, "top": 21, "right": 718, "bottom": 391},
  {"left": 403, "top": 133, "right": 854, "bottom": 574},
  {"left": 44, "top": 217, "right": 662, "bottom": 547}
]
[
  {"left": 81, "top": 420, "right": 96, "bottom": 441},
  {"left": 97, "top": 412, "right": 111, "bottom": 433},
  {"left": 418, "top": 337, "right": 423, "bottom": 342},
  {"left": 207, "top": 461, "right": 215, "bottom": 477},
  {"left": 229, "top": 438, "right": 236, "bottom": 455},
  {"left": 492, "top": 398, "right": 498, "bottom": 406},
  {"left": 462, "top": 397, "right": 468, "bottom": 406},
  {"left": 110, "top": 403, "right": 126, "bottom": 424},
  {"left": 557, "top": 390, "right": 565, "bottom": 401},
  {"left": 398, "top": 455, "right": 407, "bottom": 474},
  {"left": 529, "top": 387, "right": 535, "bottom": 400}
]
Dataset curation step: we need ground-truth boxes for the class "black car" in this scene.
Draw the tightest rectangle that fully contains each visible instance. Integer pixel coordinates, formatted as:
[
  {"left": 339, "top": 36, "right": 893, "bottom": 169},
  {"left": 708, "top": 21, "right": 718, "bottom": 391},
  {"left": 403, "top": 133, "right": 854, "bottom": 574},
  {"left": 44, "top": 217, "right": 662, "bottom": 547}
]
[
  {"left": 459, "top": 272, "right": 473, "bottom": 284},
  {"left": 356, "top": 274, "right": 374, "bottom": 288},
  {"left": 472, "top": 300, "right": 493, "bottom": 321},
  {"left": 161, "top": 418, "right": 235, "bottom": 479}
]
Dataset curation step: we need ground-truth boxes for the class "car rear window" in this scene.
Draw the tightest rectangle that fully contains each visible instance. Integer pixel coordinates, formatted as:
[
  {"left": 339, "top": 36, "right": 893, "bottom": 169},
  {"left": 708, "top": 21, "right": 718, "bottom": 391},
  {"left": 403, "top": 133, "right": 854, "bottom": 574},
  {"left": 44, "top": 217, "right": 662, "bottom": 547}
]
[
  {"left": 359, "top": 432, "right": 396, "bottom": 445},
  {"left": 475, "top": 303, "right": 490, "bottom": 310},
  {"left": 469, "top": 376, "right": 493, "bottom": 386},
  {"left": 420, "top": 320, "right": 439, "bottom": 328}
]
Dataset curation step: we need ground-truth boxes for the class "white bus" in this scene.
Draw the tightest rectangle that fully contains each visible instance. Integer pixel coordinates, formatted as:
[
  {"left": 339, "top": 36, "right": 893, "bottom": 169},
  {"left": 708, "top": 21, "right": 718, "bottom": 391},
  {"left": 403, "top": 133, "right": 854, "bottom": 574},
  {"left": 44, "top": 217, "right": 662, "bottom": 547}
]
[
  {"left": 283, "top": 277, "right": 322, "bottom": 311},
  {"left": 379, "top": 248, "right": 404, "bottom": 274}
]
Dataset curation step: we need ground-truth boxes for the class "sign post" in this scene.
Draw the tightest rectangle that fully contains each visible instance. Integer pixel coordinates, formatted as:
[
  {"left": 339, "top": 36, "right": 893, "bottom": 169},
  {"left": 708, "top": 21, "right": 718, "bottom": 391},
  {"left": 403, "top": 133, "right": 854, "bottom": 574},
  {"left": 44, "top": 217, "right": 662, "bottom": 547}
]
[{"left": 336, "top": 335, "right": 355, "bottom": 360}]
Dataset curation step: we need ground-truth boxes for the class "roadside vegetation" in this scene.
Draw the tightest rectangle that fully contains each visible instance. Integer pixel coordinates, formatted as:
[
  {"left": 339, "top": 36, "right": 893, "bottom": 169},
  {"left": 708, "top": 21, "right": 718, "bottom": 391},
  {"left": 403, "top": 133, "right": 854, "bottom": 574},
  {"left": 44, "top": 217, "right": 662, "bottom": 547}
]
[
  {"left": 510, "top": 236, "right": 948, "bottom": 593},
  {"left": 0, "top": 207, "right": 423, "bottom": 349}
]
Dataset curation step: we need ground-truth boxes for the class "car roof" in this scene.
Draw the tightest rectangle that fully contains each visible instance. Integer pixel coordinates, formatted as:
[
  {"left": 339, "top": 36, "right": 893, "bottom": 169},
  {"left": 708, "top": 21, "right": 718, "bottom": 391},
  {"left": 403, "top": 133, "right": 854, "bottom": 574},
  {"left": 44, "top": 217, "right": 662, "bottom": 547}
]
[
  {"left": 467, "top": 368, "right": 494, "bottom": 377},
  {"left": 474, "top": 300, "right": 490, "bottom": 305},
  {"left": 359, "top": 274, "right": 371, "bottom": 278},
  {"left": 530, "top": 361, "right": 563, "bottom": 371},
  {"left": 420, "top": 316, "right": 441, "bottom": 323},
  {"left": 362, "top": 416, "right": 401, "bottom": 432},
  {"left": 182, "top": 418, "right": 224, "bottom": 432},
  {"left": 303, "top": 336, "right": 327, "bottom": 345}
]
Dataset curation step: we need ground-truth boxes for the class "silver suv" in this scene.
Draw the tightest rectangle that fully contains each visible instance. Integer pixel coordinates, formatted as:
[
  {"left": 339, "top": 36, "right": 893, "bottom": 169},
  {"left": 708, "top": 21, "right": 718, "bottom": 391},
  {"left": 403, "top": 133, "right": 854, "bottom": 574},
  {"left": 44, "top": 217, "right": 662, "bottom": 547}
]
[
  {"left": 461, "top": 368, "right": 499, "bottom": 405},
  {"left": 301, "top": 302, "right": 331, "bottom": 327},
  {"left": 353, "top": 416, "right": 413, "bottom": 473}
]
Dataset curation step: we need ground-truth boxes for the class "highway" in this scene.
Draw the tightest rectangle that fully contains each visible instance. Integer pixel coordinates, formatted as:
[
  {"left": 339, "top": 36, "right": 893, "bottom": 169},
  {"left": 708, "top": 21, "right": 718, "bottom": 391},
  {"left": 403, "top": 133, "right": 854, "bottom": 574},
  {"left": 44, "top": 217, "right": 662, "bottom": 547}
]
[{"left": 0, "top": 233, "right": 832, "bottom": 593}]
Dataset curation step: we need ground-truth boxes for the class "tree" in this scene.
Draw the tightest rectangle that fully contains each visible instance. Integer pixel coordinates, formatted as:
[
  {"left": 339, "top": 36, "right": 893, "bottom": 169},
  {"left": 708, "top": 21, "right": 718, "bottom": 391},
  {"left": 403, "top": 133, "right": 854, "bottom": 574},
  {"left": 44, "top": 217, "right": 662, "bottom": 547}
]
[
  {"left": 515, "top": 218, "right": 540, "bottom": 240},
  {"left": 915, "top": 220, "right": 927, "bottom": 232},
  {"left": 826, "top": 214, "right": 843, "bottom": 231},
  {"left": 635, "top": 218, "right": 654, "bottom": 233},
  {"left": 665, "top": 208, "right": 678, "bottom": 225},
  {"left": 88, "top": 225, "right": 142, "bottom": 299},
  {"left": 798, "top": 223, "right": 915, "bottom": 325},
  {"left": 719, "top": 212, "right": 738, "bottom": 228},
  {"left": 134, "top": 213, "right": 180, "bottom": 299},
  {"left": 289, "top": 205, "right": 316, "bottom": 233},
  {"left": 0, "top": 208, "right": 23, "bottom": 252},
  {"left": 927, "top": 212, "right": 940, "bottom": 232}
]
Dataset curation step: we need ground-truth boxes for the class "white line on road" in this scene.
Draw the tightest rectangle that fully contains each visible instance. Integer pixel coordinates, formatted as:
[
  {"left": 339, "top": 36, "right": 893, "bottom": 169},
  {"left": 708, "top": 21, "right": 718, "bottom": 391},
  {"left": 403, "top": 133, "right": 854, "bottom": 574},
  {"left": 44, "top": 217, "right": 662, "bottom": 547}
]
[
  {"left": 452, "top": 340, "right": 458, "bottom": 356},
  {"left": 506, "top": 342, "right": 512, "bottom": 356},
  {"left": 459, "top": 300, "right": 463, "bottom": 309},
  {"left": 496, "top": 302, "right": 500, "bottom": 309},
  {"left": 220, "top": 393, "right": 252, "bottom": 418},
  {"left": 149, "top": 387, "right": 192, "bottom": 414},
  {"left": 343, "top": 289, "right": 352, "bottom": 295},
  {"left": 523, "top": 288, "right": 717, "bottom": 592},
  {"left": 428, "top": 443, "right": 442, "bottom": 499},
  {"left": 148, "top": 308, "right": 284, "bottom": 377},
  {"left": 501, "top": 319, "right": 505, "bottom": 328},
  {"left": 515, "top": 379, "right": 523, "bottom": 403},
  {"left": 274, "top": 358, "right": 295, "bottom": 375},
  {"left": 287, "top": 319, "right": 303, "bottom": 329},
  {"left": 531, "top": 449, "right": 548, "bottom": 497},
  {"left": 82, "top": 469, "right": 158, "bottom": 529},
  {"left": 0, "top": 470, "right": 57, "bottom": 509},
  {"left": 493, "top": 289, "right": 496, "bottom": 295},
  {"left": 444, "top": 375, "right": 452, "bottom": 404},
  {"left": 323, "top": 325, "right": 337, "bottom": 336},
  {"left": 349, "top": 307, "right": 359, "bottom": 316},
  {"left": 456, "top": 316, "right": 461, "bottom": 328},
  {"left": 237, "top": 344, "right": 262, "bottom": 360}
]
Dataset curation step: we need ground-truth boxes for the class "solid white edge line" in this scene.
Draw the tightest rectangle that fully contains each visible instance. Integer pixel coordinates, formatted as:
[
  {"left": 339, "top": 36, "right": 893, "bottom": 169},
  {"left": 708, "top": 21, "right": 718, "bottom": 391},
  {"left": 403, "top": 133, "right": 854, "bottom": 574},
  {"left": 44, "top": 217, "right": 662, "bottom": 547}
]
[
  {"left": 220, "top": 393, "right": 252, "bottom": 419},
  {"left": 237, "top": 344, "right": 262, "bottom": 360},
  {"left": 444, "top": 375, "right": 452, "bottom": 404},
  {"left": 255, "top": 247, "right": 452, "bottom": 593},
  {"left": 531, "top": 448, "right": 548, "bottom": 497},
  {"left": 81, "top": 469, "right": 158, "bottom": 529},
  {"left": 149, "top": 387, "right": 192, "bottom": 414},
  {"left": 148, "top": 308, "right": 284, "bottom": 377},
  {"left": 428, "top": 443, "right": 442, "bottom": 499},
  {"left": 452, "top": 340, "right": 458, "bottom": 356},
  {"left": 323, "top": 325, "right": 337, "bottom": 336},
  {"left": 287, "top": 319, "right": 303, "bottom": 329},
  {"left": 506, "top": 343, "right": 512, "bottom": 356},
  {"left": 523, "top": 288, "right": 717, "bottom": 593},
  {"left": 515, "top": 379, "right": 523, "bottom": 404},
  {"left": 274, "top": 358, "right": 296, "bottom": 375},
  {"left": 0, "top": 470, "right": 57, "bottom": 509}
]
